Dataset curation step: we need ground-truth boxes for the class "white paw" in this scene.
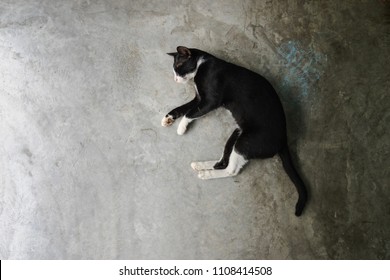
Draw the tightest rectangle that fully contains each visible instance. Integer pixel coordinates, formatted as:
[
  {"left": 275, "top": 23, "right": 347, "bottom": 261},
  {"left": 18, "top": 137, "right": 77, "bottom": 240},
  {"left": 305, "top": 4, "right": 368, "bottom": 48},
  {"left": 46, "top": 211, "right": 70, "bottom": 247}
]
[
  {"left": 191, "top": 161, "right": 218, "bottom": 171},
  {"left": 177, "top": 117, "right": 192, "bottom": 135},
  {"left": 177, "top": 122, "right": 187, "bottom": 135},
  {"left": 161, "top": 115, "right": 174, "bottom": 127},
  {"left": 198, "top": 170, "right": 212, "bottom": 180},
  {"left": 197, "top": 169, "right": 235, "bottom": 180}
]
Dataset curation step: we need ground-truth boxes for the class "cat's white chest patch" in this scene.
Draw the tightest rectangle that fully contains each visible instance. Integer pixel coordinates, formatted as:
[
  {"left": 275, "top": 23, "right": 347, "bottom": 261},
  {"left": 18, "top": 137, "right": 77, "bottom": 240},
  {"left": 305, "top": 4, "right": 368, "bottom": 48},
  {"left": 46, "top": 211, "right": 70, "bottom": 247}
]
[{"left": 173, "top": 70, "right": 186, "bottom": 84}]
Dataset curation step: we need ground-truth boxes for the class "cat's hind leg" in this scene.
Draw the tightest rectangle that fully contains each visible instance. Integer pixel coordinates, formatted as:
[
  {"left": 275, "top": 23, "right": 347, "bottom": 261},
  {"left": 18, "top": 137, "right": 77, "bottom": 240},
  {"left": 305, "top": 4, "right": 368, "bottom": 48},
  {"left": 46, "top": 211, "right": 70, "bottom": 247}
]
[
  {"left": 191, "top": 129, "right": 241, "bottom": 172},
  {"left": 197, "top": 149, "right": 247, "bottom": 180},
  {"left": 213, "top": 128, "right": 241, "bottom": 169},
  {"left": 191, "top": 161, "right": 218, "bottom": 171}
]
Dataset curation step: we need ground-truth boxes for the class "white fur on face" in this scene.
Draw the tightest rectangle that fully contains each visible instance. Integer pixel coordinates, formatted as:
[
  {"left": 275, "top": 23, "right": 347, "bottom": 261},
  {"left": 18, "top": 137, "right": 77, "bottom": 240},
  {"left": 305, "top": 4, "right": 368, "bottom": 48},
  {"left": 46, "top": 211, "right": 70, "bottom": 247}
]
[
  {"left": 173, "top": 70, "right": 187, "bottom": 84},
  {"left": 173, "top": 58, "right": 205, "bottom": 84}
]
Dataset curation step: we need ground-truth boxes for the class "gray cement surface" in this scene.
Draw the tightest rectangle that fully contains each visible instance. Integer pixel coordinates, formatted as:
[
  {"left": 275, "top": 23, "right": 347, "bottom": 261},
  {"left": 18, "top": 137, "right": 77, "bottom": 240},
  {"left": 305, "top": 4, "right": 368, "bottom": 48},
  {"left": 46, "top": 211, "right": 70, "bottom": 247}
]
[{"left": 0, "top": 0, "right": 389, "bottom": 259}]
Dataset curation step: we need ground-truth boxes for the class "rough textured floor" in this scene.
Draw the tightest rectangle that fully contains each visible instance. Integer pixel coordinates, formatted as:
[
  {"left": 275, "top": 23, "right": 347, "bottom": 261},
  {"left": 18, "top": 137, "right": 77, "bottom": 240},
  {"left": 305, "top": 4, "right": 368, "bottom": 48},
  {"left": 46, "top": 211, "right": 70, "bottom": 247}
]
[{"left": 0, "top": 0, "right": 389, "bottom": 259}]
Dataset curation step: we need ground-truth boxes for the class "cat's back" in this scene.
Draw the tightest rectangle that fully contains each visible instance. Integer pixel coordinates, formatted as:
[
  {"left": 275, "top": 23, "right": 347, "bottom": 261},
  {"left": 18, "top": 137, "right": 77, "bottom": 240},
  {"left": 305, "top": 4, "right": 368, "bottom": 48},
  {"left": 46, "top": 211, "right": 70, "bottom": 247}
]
[
  {"left": 202, "top": 55, "right": 285, "bottom": 128},
  {"left": 208, "top": 57, "right": 280, "bottom": 104},
  {"left": 193, "top": 49, "right": 282, "bottom": 108}
]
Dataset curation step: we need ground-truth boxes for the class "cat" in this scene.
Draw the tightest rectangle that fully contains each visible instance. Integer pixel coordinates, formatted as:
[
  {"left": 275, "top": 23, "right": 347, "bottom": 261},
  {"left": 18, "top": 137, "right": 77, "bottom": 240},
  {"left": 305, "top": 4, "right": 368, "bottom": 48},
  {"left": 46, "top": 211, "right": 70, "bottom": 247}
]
[{"left": 161, "top": 46, "right": 308, "bottom": 216}]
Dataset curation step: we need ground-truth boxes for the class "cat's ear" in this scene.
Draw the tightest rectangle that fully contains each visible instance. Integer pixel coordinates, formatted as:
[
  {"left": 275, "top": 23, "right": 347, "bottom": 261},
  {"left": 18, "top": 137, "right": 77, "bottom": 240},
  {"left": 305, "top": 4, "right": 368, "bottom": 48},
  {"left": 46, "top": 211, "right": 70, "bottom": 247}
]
[
  {"left": 167, "top": 52, "right": 177, "bottom": 57},
  {"left": 177, "top": 46, "right": 191, "bottom": 58}
]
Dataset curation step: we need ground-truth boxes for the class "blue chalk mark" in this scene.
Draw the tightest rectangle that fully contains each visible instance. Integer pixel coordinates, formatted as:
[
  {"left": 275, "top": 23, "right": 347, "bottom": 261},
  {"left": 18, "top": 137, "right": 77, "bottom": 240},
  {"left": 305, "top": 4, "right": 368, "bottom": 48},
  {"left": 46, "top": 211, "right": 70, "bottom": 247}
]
[{"left": 277, "top": 41, "right": 326, "bottom": 99}]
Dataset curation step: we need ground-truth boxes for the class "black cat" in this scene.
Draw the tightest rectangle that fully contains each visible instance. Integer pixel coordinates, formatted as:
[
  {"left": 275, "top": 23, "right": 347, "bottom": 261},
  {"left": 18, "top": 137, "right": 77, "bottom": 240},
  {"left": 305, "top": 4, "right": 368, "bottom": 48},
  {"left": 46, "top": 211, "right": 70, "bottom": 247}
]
[{"left": 161, "top": 46, "right": 308, "bottom": 216}]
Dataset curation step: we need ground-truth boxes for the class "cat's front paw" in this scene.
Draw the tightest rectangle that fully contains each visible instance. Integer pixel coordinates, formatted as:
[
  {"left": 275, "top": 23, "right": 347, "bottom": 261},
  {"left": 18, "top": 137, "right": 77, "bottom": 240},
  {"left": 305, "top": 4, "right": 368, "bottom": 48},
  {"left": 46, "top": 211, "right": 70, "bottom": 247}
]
[
  {"left": 161, "top": 115, "right": 175, "bottom": 127},
  {"left": 177, "top": 121, "right": 187, "bottom": 135},
  {"left": 177, "top": 116, "right": 192, "bottom": 135}
]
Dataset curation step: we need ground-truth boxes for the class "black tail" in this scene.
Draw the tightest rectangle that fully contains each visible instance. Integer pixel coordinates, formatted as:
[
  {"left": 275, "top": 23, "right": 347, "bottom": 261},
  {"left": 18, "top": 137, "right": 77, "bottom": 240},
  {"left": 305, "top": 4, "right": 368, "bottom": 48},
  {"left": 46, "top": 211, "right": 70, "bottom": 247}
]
[{"left": 278, "top": 145, "right": 308, "bottom": 216}]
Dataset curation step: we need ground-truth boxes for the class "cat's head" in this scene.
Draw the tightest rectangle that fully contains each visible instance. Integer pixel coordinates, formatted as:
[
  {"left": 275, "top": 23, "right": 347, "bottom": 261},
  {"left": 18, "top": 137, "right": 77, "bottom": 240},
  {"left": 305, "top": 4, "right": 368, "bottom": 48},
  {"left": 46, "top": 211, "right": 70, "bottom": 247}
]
[{"left": 167, "top": 46, "right": 202, "bottom": 84}]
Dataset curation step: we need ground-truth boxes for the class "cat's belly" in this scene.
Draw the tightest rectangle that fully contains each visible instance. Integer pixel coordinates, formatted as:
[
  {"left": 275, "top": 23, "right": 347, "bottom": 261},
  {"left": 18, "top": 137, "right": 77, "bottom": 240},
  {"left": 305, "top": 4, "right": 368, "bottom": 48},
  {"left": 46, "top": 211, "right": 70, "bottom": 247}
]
[
  {"left": 223, "top": 102, "right": 285, "bottom": 132},
  {"left": 222, "top": 103, "right": 247, "bottom": 128}
]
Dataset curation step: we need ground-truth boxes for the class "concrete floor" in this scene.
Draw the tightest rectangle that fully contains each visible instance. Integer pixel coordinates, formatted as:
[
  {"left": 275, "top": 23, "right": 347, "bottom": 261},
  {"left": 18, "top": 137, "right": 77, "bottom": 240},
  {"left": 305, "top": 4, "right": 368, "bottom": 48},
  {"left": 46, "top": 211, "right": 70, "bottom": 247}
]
[{"left": 0, "top": 0, "right": 389, "bottom": 259}]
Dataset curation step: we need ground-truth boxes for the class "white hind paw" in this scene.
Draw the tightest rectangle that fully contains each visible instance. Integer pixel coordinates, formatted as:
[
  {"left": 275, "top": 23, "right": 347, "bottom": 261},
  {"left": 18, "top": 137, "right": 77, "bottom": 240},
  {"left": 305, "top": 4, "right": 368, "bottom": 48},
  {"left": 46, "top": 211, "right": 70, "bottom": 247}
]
[
  {"left": 191, "top": 161, "right": 218, "bottom": 171},
  {"left": 198, "top": 170, "right": 213, "bottom": 180},
  {"left": 197, "top": 168, "right": 239, "bottom": 180}
]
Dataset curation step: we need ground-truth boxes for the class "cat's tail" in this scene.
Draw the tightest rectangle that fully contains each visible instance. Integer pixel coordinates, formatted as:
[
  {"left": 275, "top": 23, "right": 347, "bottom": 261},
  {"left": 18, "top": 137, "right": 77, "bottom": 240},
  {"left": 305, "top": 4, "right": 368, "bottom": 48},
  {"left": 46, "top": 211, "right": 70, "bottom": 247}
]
[{"left": 278, "top": 145, "right": 308, "bottom": 216}]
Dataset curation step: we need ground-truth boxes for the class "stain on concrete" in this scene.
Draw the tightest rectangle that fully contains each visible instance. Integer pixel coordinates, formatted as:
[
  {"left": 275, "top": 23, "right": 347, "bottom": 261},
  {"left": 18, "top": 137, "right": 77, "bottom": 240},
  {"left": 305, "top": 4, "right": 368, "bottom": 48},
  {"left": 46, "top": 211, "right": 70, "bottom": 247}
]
[{"left": 278, "top": 40, "right": 326, "bottom": 99}]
